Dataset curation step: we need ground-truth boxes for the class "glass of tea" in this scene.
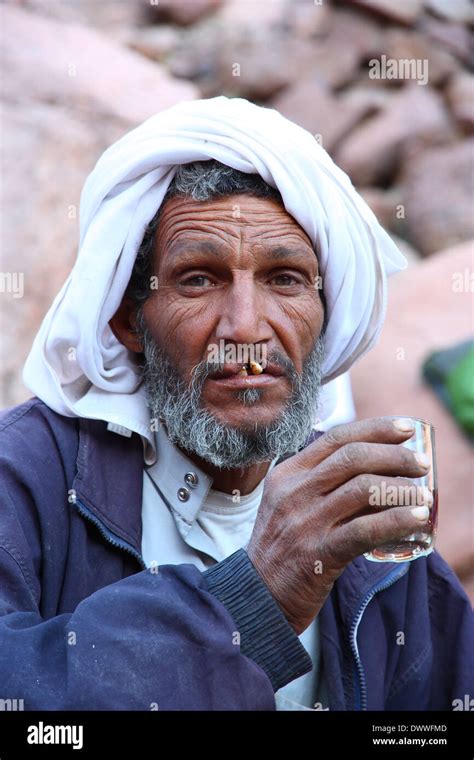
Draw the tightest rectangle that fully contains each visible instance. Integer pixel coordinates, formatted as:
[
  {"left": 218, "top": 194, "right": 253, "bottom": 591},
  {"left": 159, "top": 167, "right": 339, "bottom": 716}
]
[{"left": 364, "top": 417, "right": 438, "bottom": 563}]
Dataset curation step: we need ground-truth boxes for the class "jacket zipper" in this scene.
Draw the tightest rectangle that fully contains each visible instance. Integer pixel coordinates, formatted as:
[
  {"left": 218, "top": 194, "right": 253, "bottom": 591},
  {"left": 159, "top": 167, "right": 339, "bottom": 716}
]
[
  {"left": 74, "top": 493, "right": 409, "bottom": 709},
  {"left": 74, "top": 497, "right": 146, "bottom": 570},
  {"left": 350, "top": 563, "right": 410, "bottom": 710}
]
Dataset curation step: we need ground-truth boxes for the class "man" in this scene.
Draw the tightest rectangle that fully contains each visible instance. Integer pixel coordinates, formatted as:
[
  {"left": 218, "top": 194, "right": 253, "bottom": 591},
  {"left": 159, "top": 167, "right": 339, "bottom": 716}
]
[{"left": 1, "top": 97, "right": 472, "bottom": 711}]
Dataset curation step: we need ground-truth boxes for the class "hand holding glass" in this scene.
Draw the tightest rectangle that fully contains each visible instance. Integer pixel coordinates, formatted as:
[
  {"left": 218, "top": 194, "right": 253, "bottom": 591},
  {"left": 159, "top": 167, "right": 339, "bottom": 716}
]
[{"left": 364, "top": 417, "right": 437, "bottom": 563}]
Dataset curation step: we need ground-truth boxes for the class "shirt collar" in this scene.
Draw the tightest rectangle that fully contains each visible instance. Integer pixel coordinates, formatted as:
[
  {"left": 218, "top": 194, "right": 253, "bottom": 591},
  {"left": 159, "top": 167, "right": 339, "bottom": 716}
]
[{"left": 145, "top": 421, "right": 213, "bottom": 525}]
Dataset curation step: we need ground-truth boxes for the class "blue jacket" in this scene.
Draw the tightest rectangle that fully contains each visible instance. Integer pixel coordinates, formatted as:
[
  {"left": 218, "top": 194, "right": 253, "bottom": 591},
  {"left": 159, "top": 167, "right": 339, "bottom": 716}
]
[{"left": 0, "top": 398, "right": 472, "bottom": 710}]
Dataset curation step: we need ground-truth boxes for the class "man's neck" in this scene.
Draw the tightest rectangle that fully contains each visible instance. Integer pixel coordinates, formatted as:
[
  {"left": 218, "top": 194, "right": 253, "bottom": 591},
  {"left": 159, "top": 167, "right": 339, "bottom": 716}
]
[{"left": 177, "top": 446, "right": 272, "bottom": 496}]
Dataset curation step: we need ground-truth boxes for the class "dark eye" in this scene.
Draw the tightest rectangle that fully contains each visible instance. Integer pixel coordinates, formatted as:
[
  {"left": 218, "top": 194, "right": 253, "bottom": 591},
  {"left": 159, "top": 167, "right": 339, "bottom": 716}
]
[
  {"left": 271, "top": 274, "right": 300, "bottom": 287},
  {"left": 181, "top": 275, "right": 214, "bottom": 287}
]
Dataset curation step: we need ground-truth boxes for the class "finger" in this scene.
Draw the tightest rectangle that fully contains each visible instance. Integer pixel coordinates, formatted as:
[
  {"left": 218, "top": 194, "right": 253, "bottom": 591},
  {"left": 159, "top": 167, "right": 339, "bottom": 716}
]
[
  {"left": 330, "top": 504, "right": 431, "bottom": 565},
  {"left": 290, "top": 416, "right": 417, "bottom": 471},
  {"left": 322, "top": 475, "right": 433, "bottom": 525},
  {"left": 309, "top": 441, "right": 430, "bottom": 494}
]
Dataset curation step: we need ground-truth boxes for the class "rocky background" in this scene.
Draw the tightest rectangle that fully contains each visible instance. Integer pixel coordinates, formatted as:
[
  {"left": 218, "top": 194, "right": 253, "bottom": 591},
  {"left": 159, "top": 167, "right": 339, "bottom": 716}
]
[{"left": 0, "top": 0, "right": 473, "bottom": 597}]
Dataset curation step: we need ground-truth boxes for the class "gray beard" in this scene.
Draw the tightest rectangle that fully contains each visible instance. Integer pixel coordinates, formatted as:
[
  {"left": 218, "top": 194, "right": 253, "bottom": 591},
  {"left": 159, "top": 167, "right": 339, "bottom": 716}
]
[{"left": 139, "top": 322, "right": 325, "bottom": 469}]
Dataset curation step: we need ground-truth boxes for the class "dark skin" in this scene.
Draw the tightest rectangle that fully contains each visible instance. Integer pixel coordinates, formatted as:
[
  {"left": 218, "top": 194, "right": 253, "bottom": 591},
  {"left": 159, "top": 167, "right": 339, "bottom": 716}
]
[
  {"left": 111, "top": 193, "right": 431, "bottom": 634},
  {"left": 110, "top": 193, "right": 324, "bottom": 495}
]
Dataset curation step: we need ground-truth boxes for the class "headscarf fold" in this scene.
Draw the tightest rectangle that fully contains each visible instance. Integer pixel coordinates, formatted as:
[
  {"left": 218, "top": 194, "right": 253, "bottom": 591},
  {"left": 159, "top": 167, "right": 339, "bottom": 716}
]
[{"left": 23, "top": 96, "right": 406, "bottom": 460}]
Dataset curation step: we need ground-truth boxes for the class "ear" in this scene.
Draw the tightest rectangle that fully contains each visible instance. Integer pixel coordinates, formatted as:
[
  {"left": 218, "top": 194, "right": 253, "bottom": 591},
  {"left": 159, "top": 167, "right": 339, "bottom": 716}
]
[{"left": 109, "top": 296, "right": 143, "bottom": 353}]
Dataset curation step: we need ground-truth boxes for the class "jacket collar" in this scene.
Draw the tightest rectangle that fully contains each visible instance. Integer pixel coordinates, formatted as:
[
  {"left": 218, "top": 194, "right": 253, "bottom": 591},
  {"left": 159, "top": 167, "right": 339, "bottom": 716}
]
[{"left": 73, "top": 417, "right": 144, "bottom": 552}]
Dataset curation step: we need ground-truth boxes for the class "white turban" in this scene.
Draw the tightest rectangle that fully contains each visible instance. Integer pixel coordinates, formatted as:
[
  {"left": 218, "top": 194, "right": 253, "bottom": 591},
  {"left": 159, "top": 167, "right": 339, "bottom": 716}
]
[{"left": 23, "top": 96, "right": 406, "bottom": 462}]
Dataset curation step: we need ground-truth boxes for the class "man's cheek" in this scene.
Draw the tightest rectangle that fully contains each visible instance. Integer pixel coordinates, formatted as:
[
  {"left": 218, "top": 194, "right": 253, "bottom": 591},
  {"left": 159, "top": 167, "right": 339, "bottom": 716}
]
[
  {"left": 277, "top": 301, "right": 322, "bottom": 362},
  {"left": 161, "top": 298, "right": 213, "bottom": 341}
]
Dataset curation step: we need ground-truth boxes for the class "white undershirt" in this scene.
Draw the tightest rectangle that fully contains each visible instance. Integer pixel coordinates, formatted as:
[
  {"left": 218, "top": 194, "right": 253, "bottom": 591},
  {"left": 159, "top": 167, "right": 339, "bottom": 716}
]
[
  {"left": 141, "top": 422, "right": 328, "bottom": 711},
  {"left": 197, "top": 484, "right": 263, "bottom": 555}
]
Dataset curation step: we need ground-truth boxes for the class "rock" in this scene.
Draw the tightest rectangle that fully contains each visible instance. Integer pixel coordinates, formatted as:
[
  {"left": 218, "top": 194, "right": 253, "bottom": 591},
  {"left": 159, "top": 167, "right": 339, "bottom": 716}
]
[
  {"left": 419, "top": 15, "right": 473, "bottom": 66},
  {"left": 0, "top": 101, "right": 107, "bottom": 408},
  {"left": 169, "top": 22, "right": 312, "bottom": 100},
  {"left": 126, "top": 25, "right": 182, "bottom": 63},
  {"left": 346, "top": 0, "right": 424, "bottom": 26},
  {"left": 303, "top": 9, "right": 384, "bottom": 90},
  {"left": 169, "top": 6, "right": 383, "bottom": 98},
  {"left": 351, "top": 240, "right": 474, "bottom": 587},
  {"left": 401, "top": 140, "right": 474, "bottom": 256},
  {"left": 359, "top": 187, "right": 406, "bottom": 234},
  {"left": 327, "top": 8, "right": 385, "bottom": 60},
  {"left": 271, "top": 78, "right": 378, "bottom": 153},
  {"left": 358, "top": 189, "right": 421, "bottom": 259},
  {"left": 177, "top": 5, "right": 385, "bottom": 97},
  {"left": 16, "top": 0, "right": 88, "bottom": 23},
  {"left": 382, "top": 28, "right": 458, "bottom": 87},
  {"left": 446, "top": 72, "right": 474, "bottom": 133},
  {"left": 214, "top": 32, "right": 311, "bottom": 100},
  {"left": 340, "top": 82, "right": 392, "bottom": 112},
  {"left": 1, "top": 6, "right": 197, "bottom": 125},
  {"left": 425, "top": 0, "right": 474, "bottom": 24},
  {"left": 166, "top": 23, "right": 222, "bottom": 88},
  {"left": 22, "top": 0, "right": 142, "bottom": 40},
  {"left": 283, "top": 0, "right": 332, "bottom": 39},
  {"left": 304, "top": 38, "right": 361, "bottom": 91},
  {"left": 0, "top": 5, "right": 197, "bottom": 409},
  {"left": 217, "top": 0, "right": 288, "bottom": 28},
  {"left": 335, "top": 85, "right": 454, "bottom": 186},
  {"left": 143, "top": 0, "right": 222, "bottom": 26}
]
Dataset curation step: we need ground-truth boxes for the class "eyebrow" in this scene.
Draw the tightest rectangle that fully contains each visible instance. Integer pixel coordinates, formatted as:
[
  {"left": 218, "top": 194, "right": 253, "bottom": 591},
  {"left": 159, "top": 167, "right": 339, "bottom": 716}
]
[
  {"left": 166, "top": 241, "right": 311, "bottom": 262},
  {"left": 267, "top": 245, "right": 309, "bottom": 260},
  {"left": 167, "top": 241, "right": 227, "bottom": 260}
]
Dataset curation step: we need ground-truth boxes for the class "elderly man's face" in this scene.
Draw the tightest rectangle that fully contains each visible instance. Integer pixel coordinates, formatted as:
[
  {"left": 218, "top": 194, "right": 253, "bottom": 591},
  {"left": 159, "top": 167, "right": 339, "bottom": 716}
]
[{"left": 141, "top": 193, "right": 325, "bottom": 431}]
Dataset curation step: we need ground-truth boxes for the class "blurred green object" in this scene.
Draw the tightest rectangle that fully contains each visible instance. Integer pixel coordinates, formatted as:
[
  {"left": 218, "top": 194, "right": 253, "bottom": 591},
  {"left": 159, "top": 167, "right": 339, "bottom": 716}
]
[{"left": 422, "top": 340, "right": 474, "bottom": 442}]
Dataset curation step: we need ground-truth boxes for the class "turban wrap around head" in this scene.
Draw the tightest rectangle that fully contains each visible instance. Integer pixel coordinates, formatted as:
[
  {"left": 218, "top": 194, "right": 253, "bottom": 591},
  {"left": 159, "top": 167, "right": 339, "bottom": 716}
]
[{"left": 23, "top": 96, "right": 407, "bottom": 462}]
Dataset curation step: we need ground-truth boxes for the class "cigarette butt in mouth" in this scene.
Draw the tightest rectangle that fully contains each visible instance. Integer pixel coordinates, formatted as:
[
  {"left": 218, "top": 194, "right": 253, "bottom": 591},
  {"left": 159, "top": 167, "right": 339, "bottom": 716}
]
[{"left": 238, "top": 366, "right": 248, "bottom": 376}]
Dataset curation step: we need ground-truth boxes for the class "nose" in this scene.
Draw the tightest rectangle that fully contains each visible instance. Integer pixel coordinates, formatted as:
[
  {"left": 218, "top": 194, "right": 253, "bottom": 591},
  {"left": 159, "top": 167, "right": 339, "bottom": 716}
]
[{"left": 214, "top": 273, "right": 272, "bottom": 347}]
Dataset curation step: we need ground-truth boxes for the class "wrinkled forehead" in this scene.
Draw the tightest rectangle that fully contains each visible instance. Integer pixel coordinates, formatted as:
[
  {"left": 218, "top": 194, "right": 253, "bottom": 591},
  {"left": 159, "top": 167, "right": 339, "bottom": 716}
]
[{"left": 153, "top": 193, "right": 316, "bottom": 260}]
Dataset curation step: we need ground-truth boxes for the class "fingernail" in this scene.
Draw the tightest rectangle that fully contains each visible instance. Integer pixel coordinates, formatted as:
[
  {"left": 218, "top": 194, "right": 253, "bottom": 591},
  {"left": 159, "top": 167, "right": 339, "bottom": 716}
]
[
  {"left": 393, "top": 418, "right": 415, "bottom": 432},
  {"left": 415, "top": 452, "right": 430, "bottom": 469},
  {"left": 411, "top": 506, "right": 430, "bottom": 521},
  {"left": 422, "top": 488, "right": 433, "bottom": 506}
]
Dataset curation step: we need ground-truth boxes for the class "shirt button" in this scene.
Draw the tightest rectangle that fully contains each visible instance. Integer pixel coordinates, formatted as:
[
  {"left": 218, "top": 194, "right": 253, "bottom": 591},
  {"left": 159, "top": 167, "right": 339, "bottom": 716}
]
[
  {"left": 184, "top": 472, "right": 199, "bottom": 488},
  {"left": 177, "top": 487, "right": 190, "bottom": 502}
]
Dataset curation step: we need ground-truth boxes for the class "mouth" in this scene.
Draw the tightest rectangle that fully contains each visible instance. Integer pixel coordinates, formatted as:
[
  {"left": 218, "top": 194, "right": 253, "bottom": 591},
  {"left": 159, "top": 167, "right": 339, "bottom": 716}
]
[{"left": 208, "top": 361, "right": 286, "bottom": 388}]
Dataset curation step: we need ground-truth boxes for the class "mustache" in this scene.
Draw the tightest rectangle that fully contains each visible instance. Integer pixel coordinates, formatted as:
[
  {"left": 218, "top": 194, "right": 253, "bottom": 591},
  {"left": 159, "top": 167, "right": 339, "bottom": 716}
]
[
  {"left": 138, "top": 318, "right": 326, "bottom": 468},
  {"left": 190, "top": 351, "right": 300, "bottom": 389}
]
